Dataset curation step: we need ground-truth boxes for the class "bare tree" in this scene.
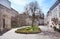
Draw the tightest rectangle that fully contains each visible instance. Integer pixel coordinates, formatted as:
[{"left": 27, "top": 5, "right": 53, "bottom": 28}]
[{"left": 25, "top": 1, "right": 42, "bottom": 28}]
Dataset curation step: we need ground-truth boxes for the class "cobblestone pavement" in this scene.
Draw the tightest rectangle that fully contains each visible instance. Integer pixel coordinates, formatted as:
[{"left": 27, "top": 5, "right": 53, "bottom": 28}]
[{"left": 0, "top": 26, "right": 60, "bottom": 39}]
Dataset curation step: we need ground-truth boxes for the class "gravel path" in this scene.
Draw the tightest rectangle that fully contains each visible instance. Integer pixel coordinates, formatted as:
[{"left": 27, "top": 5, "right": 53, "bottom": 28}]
[{"left": 0, "top": 26, "right": 60, "bottom": 39}]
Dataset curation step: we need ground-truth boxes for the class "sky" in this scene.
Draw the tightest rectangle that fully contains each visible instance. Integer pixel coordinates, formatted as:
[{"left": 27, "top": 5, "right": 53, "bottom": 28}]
[{"left": 9, "top": 0, "right": 56, "bottom": 15}]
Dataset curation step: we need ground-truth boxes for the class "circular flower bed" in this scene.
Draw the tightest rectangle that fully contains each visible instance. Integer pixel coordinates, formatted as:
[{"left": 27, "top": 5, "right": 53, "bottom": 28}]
[{"left": 15, "top": 26, "right": 41, "bottom": 34}]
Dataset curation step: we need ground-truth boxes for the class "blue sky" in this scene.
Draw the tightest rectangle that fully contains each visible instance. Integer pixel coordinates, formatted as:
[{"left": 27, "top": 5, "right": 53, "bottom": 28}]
[{"left": 9, "top": 0, "right": 56, "bottom": 15}]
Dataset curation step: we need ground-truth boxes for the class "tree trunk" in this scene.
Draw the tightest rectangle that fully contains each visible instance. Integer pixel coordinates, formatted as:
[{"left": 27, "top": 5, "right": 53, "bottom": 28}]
[
  {"left": 32, "top": 17, "right": 34, "bottom": 27},
  {"left": 32, "top": 13, "right": 35, "bottom": 30}
]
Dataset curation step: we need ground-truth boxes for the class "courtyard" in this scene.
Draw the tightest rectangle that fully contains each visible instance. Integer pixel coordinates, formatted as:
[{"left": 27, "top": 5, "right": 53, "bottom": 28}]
[
  {"left": 0, "top": 26, "right": 60, "bottom": 39},
  {"left": 0, "top": 0, "right": 60, "bottom": 39}
]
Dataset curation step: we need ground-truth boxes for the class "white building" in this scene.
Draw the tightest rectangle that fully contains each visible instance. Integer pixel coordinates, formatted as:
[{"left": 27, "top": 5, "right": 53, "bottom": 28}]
[{"left": 46, "top": 0, "right": 60, "bottom": 27}]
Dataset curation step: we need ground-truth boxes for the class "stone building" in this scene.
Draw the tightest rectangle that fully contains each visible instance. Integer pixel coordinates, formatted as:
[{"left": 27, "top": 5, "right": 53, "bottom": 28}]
[
  {"left": 0, "top": 0, "right": 19, "bottom": 32},
  {"left": 35, "top": 13, "right": 44, "bottom": 25},
  {"left": 46, "top": 0, "right": 60, "bottom": 26},
  {"left": 19, "top": 12, "right": 44, "bottom": 26},
  {"left": 19, "top": 13, "right": 27, "bottom": 26}
]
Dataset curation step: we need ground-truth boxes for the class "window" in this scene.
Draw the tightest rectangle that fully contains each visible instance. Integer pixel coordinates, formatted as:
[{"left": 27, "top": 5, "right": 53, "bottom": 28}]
[
  {"left": 59, "top": 5, "right": 60, "bottom": 10},
  {"left": 59, "top": 12, "right": 60, "bottom": 17}
]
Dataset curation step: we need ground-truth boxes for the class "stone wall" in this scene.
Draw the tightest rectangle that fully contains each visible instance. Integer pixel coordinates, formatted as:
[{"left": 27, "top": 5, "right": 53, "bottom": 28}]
[{"left": 0, "top": 4, "right": 19, "bottom": 31}]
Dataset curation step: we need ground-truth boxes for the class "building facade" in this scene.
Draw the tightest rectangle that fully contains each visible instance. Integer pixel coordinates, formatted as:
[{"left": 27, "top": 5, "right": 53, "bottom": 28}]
[
  {"left": 19, "top": 12, "right": 44, "bottom": 26},
  {"left": 19, "top": 13, "right": 28, "bottom": 26},
  {"left": 0, "top": 0, "right": 19, "bottom": 32},
  {"left": 46, "top": 0, "right": 60, "bottom": 26}
]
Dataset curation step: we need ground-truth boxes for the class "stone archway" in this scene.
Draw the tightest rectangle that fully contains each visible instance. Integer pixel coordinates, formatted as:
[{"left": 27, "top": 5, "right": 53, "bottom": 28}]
[
  {"left": 3, "top": 14, "right": 7, "bottom": 29},
  {"left": 3, "top": 14, "right": 11, "bottom": 30}
]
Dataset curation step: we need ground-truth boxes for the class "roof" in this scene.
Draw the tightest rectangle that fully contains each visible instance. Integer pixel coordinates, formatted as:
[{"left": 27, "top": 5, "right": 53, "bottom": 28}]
[
  {"left": 47, "top": 0, "right": 60, "bottom": 13},
  {"left": 47, "top": 0, "right": 60, "bottom": 16},
  {"left": 11, "top": 8, "right": 19, "bottom": 14}
]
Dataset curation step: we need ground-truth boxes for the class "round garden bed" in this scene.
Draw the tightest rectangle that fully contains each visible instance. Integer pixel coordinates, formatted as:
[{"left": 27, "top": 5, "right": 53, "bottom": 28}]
[{"left": 15, "top": 26, "right": 41, "bottom": 34}]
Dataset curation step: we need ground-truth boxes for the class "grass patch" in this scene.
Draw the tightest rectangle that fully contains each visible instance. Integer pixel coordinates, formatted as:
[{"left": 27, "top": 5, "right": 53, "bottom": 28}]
[{"left": 15, "top": 26, "right": 41, "bottom": 34}]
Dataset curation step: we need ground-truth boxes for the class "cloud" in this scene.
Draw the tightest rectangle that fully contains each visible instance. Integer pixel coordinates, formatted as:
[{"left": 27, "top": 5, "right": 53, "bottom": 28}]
[
  {"left": 9, "top": 0, "right": 56, "bottom": 14},
  {"left": 8, "top": 0, "right": 49, "bottom": 14},
  {"left": 9, "top": 0, "right": 45, "bottom": 6},
  {"left": 9, "top": 0, "right": 28, "bottom": 6}
]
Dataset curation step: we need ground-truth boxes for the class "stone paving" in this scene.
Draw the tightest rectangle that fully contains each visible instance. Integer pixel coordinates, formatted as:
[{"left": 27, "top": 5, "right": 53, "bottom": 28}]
[{"left": 0, "top": 26, "right": 60, "bottom": 39}]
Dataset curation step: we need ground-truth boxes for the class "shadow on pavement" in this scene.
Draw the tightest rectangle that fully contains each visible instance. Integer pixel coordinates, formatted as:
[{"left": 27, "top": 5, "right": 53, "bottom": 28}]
[{"left": 0, "top": 28, "right": 10, "bottom": 36}]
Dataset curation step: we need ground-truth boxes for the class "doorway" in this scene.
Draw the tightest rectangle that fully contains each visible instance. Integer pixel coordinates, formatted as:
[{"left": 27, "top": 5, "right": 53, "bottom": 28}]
[{"left": 3, "top": 19, "right": 5, "bottom": 28}]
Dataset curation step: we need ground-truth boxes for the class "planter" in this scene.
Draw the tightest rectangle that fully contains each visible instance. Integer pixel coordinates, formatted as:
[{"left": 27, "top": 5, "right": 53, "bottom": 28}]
[{"left": 15, "top": 26, "right": 41, "bottom": 34}]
